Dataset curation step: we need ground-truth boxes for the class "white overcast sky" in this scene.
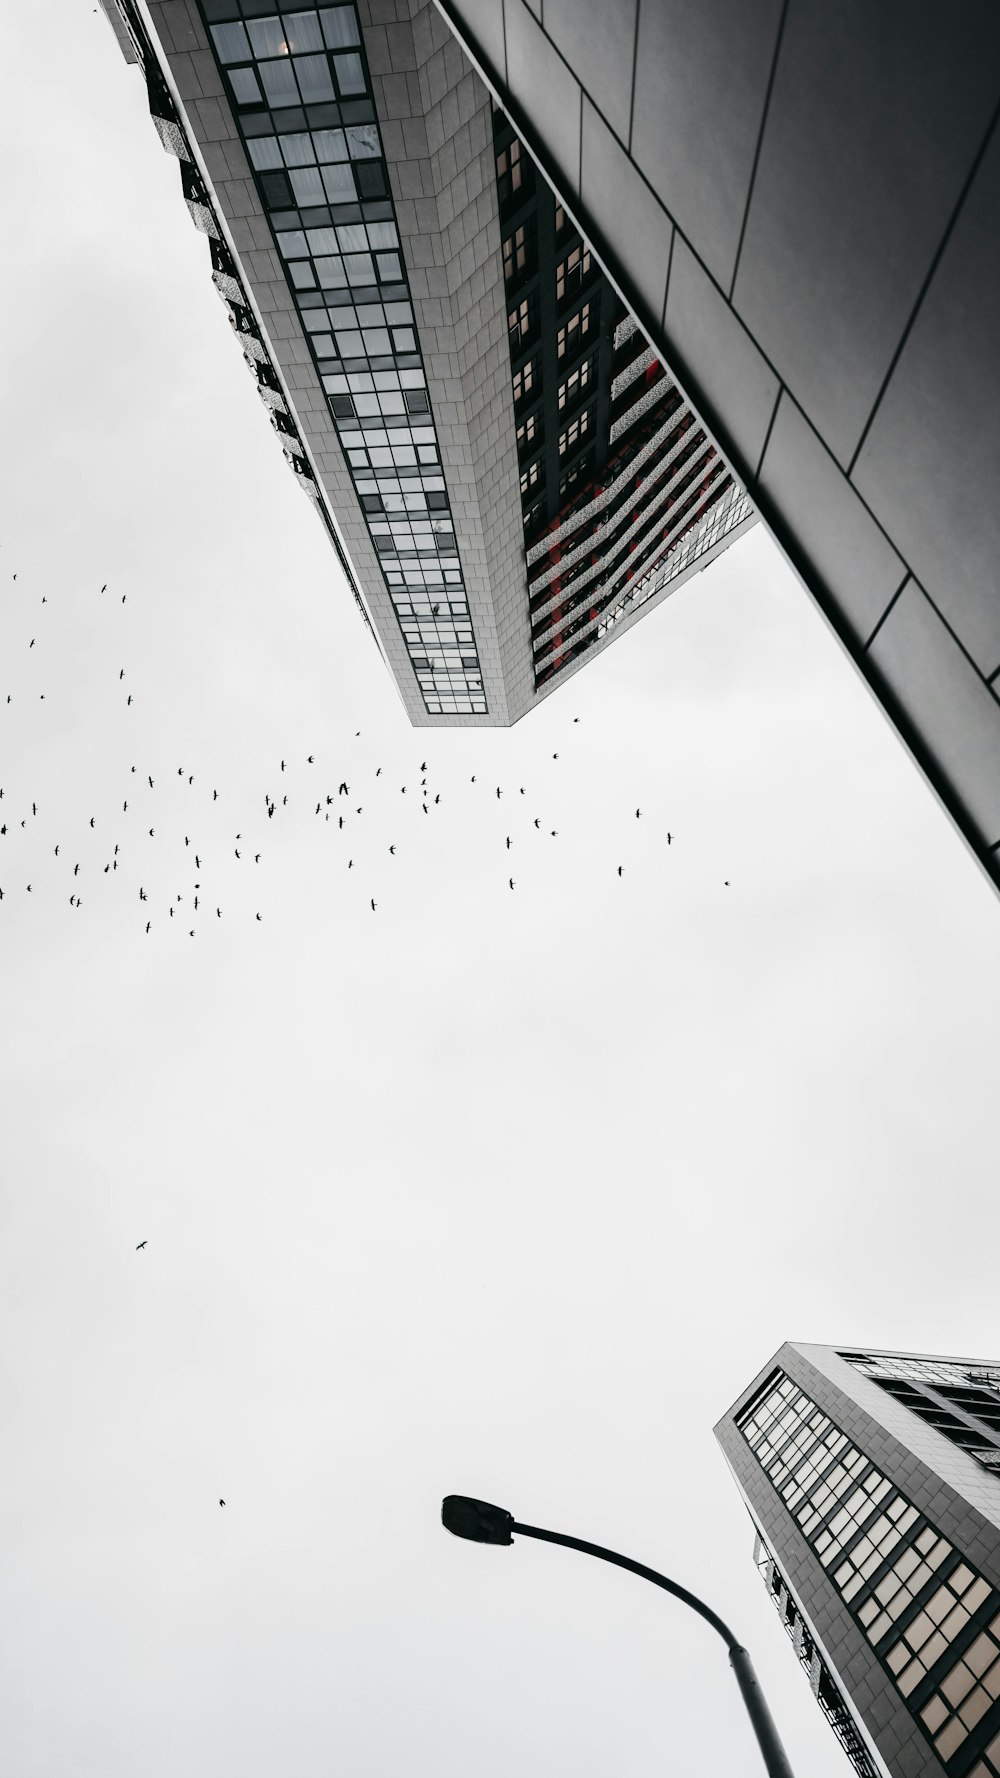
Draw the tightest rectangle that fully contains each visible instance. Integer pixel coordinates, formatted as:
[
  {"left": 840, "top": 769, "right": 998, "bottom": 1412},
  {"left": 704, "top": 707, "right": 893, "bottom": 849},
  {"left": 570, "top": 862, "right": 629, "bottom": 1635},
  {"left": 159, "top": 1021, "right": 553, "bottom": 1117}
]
[{"left": 2, "top": 6, "right": 999, "bottom": 1777}]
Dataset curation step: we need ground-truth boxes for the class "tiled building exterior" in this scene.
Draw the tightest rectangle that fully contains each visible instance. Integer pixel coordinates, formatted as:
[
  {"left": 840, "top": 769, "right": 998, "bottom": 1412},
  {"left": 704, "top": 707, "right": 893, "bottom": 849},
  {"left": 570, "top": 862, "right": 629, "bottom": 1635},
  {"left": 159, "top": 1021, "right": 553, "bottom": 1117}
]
[
  {"left": 716, "top": 1344, "right": 1000, "bottom": 1778},
  {"left": 433, "top": 1, "right": 1000, "bottom": 882},
  {"left": 98, "top": 0, "right": 753, "bottom": 727}
]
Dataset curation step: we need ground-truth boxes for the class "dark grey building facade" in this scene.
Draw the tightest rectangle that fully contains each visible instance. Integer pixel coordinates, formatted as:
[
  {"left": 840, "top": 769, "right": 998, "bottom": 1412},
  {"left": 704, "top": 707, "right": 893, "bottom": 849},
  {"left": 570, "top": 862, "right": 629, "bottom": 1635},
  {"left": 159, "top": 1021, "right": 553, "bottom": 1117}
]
[
  {"left": 98, "top": 0, "right": 753, "bottom": 726},
  {"left": 717, "top": 1344, "right": 1000, "bottom": 1778},
  {"left": 434, "top": 0, "right": 1000, "bottom": 885}
]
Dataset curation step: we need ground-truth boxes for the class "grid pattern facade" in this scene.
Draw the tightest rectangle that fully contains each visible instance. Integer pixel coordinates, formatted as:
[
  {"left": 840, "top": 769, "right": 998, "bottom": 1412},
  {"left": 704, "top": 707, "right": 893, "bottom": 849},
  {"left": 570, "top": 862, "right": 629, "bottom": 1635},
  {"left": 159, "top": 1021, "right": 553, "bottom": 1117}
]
[
  {"left": 493, "top": 113, "right": 748, "bottom": 693},
  {"left": 840, "top": 1354, "right": 1000, "bottom": 1476},
  {"left": 108, "top": 0, "right": 381, "bottom": 643},
  {"left": 199, "top": 0, "right": 487, "bottom": 714},
  {"left": 738, "top": 1370, "right": 1000, "bottom": 1776},
  {"left": 101, "top": 0, "right": 756, "bottom": 727}
]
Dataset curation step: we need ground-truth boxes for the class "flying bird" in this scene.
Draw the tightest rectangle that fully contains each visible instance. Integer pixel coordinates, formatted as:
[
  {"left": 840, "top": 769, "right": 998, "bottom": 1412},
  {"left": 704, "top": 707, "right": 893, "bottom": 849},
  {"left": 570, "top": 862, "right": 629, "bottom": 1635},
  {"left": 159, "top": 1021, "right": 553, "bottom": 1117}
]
[
  {"left": 509, "top": 878, "right": 515, "bottom": 890},
  {"left": 617, "top": 865, "right": 623, "bottom": 877},
  {"left": 219, "top": 1499, "right": 225, "bottom": 1507},
  {"left": 506, "top": 837, "right": 511, "bottom": 849},
  {"left": 389, "top": 845, "right": 396, "bottom": 856},
  {"left": 136, "top": 1240, "right": 147, "bottom": 1250},
  {"left": 496, "top": 787, "right": 502, "bottom": 799},
  {"left": 533, "top": 819, "right": 540, "bottom": 829},
  {"left": 636, "top": 809, "right": 641, "bottom": 819},
  {"left": 370, "top": 898, "right": 376, "bottom": 911},
  {"left": 666, "top": 832, "right": 672, "bottom": 846}
]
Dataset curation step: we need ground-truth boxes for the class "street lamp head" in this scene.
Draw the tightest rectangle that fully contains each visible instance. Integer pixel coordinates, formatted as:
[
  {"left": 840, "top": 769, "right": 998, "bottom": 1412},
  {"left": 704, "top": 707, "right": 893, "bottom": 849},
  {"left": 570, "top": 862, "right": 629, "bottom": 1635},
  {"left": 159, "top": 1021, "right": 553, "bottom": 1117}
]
[{"left": 441, "top": 1495, "right": 514, "bottom": 1544}]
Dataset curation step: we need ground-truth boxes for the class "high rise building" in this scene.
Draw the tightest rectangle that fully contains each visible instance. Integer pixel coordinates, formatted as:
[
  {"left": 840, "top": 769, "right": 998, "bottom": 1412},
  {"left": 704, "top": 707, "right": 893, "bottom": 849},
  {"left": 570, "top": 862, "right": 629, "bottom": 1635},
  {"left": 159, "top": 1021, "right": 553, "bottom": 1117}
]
[
  {"left": 434, "top": 2, "right": 1000, "bottom": 885},
  {"left": 716, "top": 1343, "right": 1000, "bottom": 1778},
  {"left": 97, "top": 0, "right": 754, "bottom": 726}
]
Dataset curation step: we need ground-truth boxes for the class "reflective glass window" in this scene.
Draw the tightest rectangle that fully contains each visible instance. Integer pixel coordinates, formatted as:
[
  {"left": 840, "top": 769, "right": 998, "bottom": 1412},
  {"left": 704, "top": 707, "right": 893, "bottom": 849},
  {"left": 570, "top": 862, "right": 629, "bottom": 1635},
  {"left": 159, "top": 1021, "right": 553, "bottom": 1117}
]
[
  {"left": 321, "top": 5, "right": 361, "bottom": 48},
  {"left": 313, "top": 127, "right": 348, "bottom": 162},
  {"left": 295, "top": 54, "right": 335, "bottom": 102},
  {"left": 211, "top": 21, "right": 252, "bottom": 61},
  {"left": 322, "top": 163, "right": 355, "bottom": 201},
  {"left": 230, "top": 67, "right": 264, "bottom": 106},
  {"left": 282, "top": 10, "right": 324, "bottom": 51},
  {"left": 334, "top": 52, "right": 365, "bottom": 94},
  {"left": 247, "top": 134, "right": 284, "bottom": 170},
  {"left": 289, "top": 166, "right": 325, "bottom": 205},
  {"left": 246, "top": 18, "right": 289, "bottom": 56},
  {"left": 347, "top": 124, "right": 380, "bottom": 158},
  {"left": 259, "top": 60, "right": 300, "bottom": 106}
]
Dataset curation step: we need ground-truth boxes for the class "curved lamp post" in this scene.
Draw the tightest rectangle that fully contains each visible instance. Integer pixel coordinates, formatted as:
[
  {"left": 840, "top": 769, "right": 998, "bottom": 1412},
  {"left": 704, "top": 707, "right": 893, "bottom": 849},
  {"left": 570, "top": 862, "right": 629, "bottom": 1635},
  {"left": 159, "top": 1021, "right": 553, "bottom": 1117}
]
[{"left": 442, "top": 1494, "right": 795, "bottom": 1778}]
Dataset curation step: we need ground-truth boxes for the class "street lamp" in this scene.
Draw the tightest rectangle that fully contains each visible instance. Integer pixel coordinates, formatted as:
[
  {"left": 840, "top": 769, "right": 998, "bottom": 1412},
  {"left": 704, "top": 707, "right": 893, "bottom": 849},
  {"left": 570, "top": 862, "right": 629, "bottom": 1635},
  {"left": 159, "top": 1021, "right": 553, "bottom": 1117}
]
[{"left": 441, "top": 1495, "right": 795, "bottom": 1778}]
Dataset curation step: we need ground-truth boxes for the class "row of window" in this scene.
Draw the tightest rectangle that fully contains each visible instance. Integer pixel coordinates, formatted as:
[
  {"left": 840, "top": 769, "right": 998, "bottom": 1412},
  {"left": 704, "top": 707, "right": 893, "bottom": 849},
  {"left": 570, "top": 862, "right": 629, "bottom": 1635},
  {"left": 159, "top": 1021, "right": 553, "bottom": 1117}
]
[
  {"left": 501, "top": 222, "right": 593, "bottom": 306},
  {"left": 739, "top": 1373, "right": 1000, "bottom": 1772},
  {"left": 514, "top": 363, "right": 595, "bottom": 455},
  {"left": 199, "top": 0, "right": 488, "bottom": 712},
  {"left": 507, "top": 294, "right": 593, "bottom": 358}
]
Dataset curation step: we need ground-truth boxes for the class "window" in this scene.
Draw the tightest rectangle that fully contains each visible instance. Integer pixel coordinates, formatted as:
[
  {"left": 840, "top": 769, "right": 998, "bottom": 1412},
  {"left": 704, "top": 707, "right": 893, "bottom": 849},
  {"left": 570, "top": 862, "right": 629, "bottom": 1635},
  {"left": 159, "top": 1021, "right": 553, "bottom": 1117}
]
[
  {"left": 557, "top": 302, "right": 592, "bottom": 358},
  {"left": 917, "top": 1599, "right": 1000, "bottom": 1764},
  {"left": 558, "top": 355, "right": 594, "bottom": 411},
  {"left": 515, "top": 411, "right": 541, "bottom": 455},
  {"left": 229, "top": 67, "right": 263, "bottom": 106},
  {"left": 559, "top": 451, "right": 592, "bottom": 500},
  {"left": 554, "top": 203, "right": 566, "bottom": 234},
  {"left": 738, "top": 1371, "right": 1000, "bottom": 1771},
  {"left": 502, "top": 223, "right": 532, "bottom": 285},
  {"left": 322, "top": 7, "right": 362, "bottom": 50},
  {"left": 210, "top": 21, "right": 251, "bottom": 62},
  {"left": 556, "top": 244, "right": 591, "bottom": 303},
  {"left": 259, "top": 59, "right": 300, "bottom": 107},
  {"left": 512, "top": 358, "right": 536, "bottom": 406},
  {"left": 496, "top": 137, "right": 523, "bottom": 203},
  {"left": 520, "top": 459, "right": 542, "bottom": 497},
  {"left": 508, "top": 293, "right": 537, "bottom": 347},
  {"left": 295, "top": 54, "right": 335, "bottom": 103},
  {"left": 283, "top": 12, "right": 324, "bottom": 52},
  {"left": 558, "top": 407, "right": 592, "bottom": 457}
]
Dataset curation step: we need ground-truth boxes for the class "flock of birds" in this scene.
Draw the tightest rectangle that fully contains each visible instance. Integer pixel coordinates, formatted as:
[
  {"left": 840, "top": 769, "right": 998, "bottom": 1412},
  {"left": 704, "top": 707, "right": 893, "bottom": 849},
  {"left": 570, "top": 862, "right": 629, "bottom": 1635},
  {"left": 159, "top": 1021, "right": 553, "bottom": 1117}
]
[
  {"left": 0, "top": 563, "right": 718, "bottom": 939},
  {"left": 4, "top": 556, "right": 737, "bottom": 1513}
]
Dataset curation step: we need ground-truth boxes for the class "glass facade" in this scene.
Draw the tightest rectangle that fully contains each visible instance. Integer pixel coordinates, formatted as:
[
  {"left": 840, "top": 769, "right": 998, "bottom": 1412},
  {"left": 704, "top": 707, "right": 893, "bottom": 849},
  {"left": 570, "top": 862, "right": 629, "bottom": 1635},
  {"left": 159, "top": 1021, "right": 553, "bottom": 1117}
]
[
  {"left": 738, "top": 1371, "right": 1000, "bottom": 1776},
  {"left": 493, "top": 114, "right": 751, "bottom": 693},
  {"left": 840, "top": 1353, "right": 1000, "bottom": 1474},
  {"left": 199, "top": 1, "right": 487, "bottom": 716}
]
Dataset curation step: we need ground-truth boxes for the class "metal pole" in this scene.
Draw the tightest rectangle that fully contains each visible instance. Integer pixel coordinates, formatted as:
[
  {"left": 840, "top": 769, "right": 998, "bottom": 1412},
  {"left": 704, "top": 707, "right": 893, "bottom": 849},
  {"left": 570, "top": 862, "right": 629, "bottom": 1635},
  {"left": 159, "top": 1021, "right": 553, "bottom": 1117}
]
[
  {"left": 511, "top": 1520, "right": 796, "bottom": 1778},
  {"left": 728, "top": 1643, "right": 797, "bottom": 1778}
]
